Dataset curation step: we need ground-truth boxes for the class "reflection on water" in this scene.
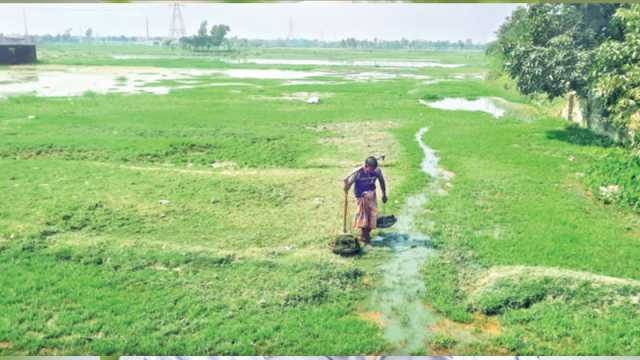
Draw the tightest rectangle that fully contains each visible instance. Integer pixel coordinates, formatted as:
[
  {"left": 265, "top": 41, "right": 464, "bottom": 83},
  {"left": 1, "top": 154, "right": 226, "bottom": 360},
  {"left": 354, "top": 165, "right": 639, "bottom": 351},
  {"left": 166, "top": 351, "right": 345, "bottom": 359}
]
[
  {"left": 419, "top": 97, "right": 506, "bottom": 118},
  {"left": 0, "top": 66, "right": 210, "bottom": 97},
  {"left": 0, "top": 66, "right": 328, "bottom": 98}
]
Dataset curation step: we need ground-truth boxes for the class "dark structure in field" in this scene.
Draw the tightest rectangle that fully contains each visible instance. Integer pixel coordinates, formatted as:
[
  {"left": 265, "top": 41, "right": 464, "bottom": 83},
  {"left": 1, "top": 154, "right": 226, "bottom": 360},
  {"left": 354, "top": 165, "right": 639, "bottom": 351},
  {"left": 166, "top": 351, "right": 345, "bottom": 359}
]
[{"left": 0, "top": 44, "right": 37, "bottom": 65}]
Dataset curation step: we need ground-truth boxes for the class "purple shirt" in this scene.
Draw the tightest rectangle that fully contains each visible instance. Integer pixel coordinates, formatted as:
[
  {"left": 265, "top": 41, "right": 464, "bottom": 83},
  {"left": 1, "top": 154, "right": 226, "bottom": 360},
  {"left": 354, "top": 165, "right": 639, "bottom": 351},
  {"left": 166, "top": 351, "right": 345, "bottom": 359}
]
[{"left": 352, "top": 167, "right": 384, "bottom": 198}]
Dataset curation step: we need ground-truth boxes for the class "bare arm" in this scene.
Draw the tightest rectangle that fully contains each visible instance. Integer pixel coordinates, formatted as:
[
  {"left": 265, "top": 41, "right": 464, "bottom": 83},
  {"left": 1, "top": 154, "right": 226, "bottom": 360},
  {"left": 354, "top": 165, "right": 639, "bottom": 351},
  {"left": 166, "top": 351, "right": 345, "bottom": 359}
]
[
  {"left": 378, "top": 169, "right": 387, "bottom": 202},
  {"left": 344, "top": 168, "right": 359, "bottom": 192}
]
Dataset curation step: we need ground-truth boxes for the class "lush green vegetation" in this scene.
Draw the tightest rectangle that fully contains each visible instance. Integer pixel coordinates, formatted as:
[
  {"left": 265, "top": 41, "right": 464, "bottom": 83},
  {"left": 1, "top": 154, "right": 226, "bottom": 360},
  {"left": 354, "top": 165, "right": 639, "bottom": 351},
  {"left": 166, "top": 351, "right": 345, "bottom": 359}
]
[
  {"left": 418, "top": 81, "right": 640, "bottom": 354},
  {"left": 488, "top": 3, "right": 640, "bottom": 143},
  {"left": 0, "top": 46, "right": 435, "bottom": 355},
  {"left": 585, "top": 150, "right": 640, "bottom": 212},
  {"left": 1, "top": 44, "right": 639, "bottom": 355},
  {"left": 488, "top": 3, "right": 640, "bottom": 212},
  {"left": 591, "top": 5, "right": 640, "bottom": 131}
]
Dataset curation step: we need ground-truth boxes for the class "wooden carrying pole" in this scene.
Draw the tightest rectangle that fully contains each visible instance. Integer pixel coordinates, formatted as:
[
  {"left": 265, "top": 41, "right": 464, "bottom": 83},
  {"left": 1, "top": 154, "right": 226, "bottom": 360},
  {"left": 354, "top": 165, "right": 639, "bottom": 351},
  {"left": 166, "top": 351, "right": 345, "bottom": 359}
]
[{"left": 343, "top": 190, "right": 348, "bottom": 233}]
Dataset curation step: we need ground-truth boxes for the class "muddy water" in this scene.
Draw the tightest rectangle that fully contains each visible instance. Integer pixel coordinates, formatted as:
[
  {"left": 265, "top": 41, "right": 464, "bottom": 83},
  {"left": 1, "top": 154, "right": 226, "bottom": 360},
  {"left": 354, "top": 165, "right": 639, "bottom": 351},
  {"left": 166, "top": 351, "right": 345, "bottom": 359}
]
[
  {"left": 369, "top": 127, "right": 451, "bottom": 353},
  {"left": 419, "top": 97, "right": 506, "bottom": 118}
]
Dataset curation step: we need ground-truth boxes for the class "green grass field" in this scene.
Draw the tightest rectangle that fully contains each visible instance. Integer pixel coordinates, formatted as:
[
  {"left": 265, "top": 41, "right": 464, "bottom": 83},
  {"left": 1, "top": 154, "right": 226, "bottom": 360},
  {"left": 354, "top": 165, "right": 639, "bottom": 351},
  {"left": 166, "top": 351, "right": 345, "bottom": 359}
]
[{"left": 1, "top": 44, "right": 638, "bottom": 355}]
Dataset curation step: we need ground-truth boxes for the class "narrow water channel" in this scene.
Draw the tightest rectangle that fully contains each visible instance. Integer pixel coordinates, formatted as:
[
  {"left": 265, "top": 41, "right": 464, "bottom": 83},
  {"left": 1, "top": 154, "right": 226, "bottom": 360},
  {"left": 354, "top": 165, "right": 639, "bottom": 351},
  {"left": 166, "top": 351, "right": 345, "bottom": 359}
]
[{"left": 368, "top": 127, "right": 451, "bottom": 353}]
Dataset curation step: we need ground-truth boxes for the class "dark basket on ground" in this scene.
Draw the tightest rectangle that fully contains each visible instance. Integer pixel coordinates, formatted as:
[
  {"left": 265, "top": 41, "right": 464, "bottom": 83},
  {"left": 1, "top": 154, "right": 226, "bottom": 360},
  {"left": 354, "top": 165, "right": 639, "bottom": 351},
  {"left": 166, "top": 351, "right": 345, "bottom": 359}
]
[
  {"left": 377, "top": 215, "right": 397, "bottom": 229},
  {"left": 330, "top": 234, "right": 361, "bottom": 256}
]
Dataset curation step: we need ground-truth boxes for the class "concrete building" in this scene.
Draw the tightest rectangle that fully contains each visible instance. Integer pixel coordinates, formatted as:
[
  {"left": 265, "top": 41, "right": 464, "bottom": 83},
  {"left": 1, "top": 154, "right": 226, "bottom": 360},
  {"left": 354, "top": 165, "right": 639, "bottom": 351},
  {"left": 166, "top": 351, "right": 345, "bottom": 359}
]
[{"left": 0, "top": 37, "right": 37, "bottom": 64}]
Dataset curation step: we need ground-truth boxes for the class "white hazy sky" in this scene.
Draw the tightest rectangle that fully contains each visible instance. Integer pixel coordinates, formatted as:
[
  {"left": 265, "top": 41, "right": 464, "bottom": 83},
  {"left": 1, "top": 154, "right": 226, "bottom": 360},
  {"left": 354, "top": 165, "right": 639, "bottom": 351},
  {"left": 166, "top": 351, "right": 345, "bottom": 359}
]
[{"left": 0, "top": 2, "right": 520, "bottom": 43}]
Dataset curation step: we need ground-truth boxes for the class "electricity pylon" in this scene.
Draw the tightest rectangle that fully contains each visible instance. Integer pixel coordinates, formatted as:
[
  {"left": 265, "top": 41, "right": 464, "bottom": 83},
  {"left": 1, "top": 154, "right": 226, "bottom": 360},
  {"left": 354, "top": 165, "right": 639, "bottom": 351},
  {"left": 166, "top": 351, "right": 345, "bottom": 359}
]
[{"left": 169, "top": 3, "right": 186, "bottom": 39}]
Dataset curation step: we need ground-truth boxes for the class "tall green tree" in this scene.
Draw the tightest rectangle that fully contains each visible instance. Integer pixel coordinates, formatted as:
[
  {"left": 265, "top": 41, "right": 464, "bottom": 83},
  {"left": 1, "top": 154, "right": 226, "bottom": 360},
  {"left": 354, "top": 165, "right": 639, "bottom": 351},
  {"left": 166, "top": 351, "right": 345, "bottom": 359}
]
[
  {"left": 591, "top": 4, "right": 640, "bottom": 138},
  {"left": 85, "top": 28, "right": 93, "bottom": 42},
  {"left": 180, "top": 22, "right": 230, "bottom": 50},
  {"left": 491, "top": 4, "right": 621, "bottom": 99},
  {"left": 209, "top": 24, "right": 230, "bottom": 48},
  {"left": 196, "top": 21, "right": 209, "bottom": 49}
]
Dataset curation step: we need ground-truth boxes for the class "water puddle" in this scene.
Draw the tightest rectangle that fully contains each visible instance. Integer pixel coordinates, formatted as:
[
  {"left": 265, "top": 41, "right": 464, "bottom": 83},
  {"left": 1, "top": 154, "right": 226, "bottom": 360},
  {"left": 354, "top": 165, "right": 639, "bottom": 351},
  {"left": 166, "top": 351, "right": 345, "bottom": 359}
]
[
  {"left": 172, "top": 82, "right": 262, "bottom": 91},
  {"left": 342, "top": 72, "right": 432, "bottom": 81},
  {"left": 368, "top": 127, "right": 451, "bottom": 353},
  {"left": 217, "top": 68, "right": 329, "bottom": 79},
  {"left": 421, "top": 79, "right": 444, "bottom": 85},
  {"left": 282, "top": 80, "right": 346, "bottom": 86},
  {"left": 251, "top": 91, "right": 333, "bottom": 102},
  {"left": 228, "top": 58, "right": 463, "bottom": 68},
  {"left": 0, "top": 66, "right": 214, "bottom": 97},
  {"left": 452, "top": 73, "right": 485, "bottom": 80},
  {"left": 419, "top": 97, "right": 506, "bottom": 118},
  {"left": 0, "top": 66, "right": 325, "bottom": 98},
  {"left": 344, "top": 72, "right": 397, "bottom": 81},
  {"left": 0, "top": 64, "right": 440, "bottom": 99}
]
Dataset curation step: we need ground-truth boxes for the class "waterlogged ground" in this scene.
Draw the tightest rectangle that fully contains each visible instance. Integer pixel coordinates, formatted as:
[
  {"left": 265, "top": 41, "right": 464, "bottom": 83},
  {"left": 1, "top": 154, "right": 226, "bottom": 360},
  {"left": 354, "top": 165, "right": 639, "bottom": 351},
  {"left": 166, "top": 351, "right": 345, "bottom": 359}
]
[
  {"left": 366, "top": 128, "right": 450, "bottom": 353},
  {"left": 1, "top": 45, "right": 640, "bottom": 355},
  {"left": 419, "top": 98, "right": 506, "bottom": 118},
  {"left": 0, "top": 65, "right": 330, "bottom": 98}
]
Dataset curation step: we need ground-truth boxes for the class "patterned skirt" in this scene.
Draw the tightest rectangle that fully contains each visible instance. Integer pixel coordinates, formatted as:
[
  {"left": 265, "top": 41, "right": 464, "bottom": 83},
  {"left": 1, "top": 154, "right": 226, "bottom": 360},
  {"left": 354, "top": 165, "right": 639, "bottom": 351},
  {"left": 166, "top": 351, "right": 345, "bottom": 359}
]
[{"left": 353, "top": 191, "right": 377, "bottom": 229}]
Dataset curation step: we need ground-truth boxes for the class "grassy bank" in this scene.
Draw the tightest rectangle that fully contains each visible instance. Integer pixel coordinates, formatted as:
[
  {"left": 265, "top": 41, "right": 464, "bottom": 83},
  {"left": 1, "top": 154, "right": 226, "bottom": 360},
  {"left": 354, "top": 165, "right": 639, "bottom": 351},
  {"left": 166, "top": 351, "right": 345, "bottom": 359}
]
[
  {"left": 0, "top": 46, "right": 434, "bottom": 354},
  {"left": 418, "top": 79, "right": 640, "bottom": 354},
  {"left": 1, "top": 44, "right": 639, "bottom": 354}
]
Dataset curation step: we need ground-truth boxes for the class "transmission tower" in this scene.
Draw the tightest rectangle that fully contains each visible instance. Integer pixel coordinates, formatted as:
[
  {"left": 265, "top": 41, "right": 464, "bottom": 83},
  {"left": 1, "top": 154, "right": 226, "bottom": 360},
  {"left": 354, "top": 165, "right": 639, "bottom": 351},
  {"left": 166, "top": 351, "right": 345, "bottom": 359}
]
[
  {"left": 169, "top": 3, "right": 186, "bottom": 39},
  {"left": 146, "top": 17, "right": 150, "bottom": 40},
  {"left": 23, "top": 10, "right": 29, "bottom": 40},
  {"left": 287, "top": 17, "right": 294, "bottom": 40}
]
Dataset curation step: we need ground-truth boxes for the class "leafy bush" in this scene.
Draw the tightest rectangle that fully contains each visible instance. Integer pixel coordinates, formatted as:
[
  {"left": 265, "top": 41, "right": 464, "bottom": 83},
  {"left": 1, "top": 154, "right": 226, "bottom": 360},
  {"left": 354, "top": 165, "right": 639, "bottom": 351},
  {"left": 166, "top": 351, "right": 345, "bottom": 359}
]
[
  {"left": 591, "top": 5, "right": 640, "bottom": 137},
  {"left": 584, "top": 150, "right": 640, "bottom": 211}
]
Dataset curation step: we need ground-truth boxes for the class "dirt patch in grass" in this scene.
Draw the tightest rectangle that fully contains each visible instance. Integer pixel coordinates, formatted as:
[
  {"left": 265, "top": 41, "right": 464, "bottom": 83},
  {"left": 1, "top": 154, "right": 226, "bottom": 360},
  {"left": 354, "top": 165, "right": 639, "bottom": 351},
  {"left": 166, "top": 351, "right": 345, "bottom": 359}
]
[
  {"left": 0, "top": 341, "right": 12, "bottom": 349},
  {"left": 358, "top": 310, "right": 385, "bottom": 328},
  {"left": 626, "top": 230, "right": 640, "bottom": 239},
  {"left": 308, "top": 121, "right": 401, "bottom": 168},
  {"left": 476, "top": 315, "right": 501, "bottom": 336},
  {"left": 428, "top": 313, "right": 505, "bottom": 355},
  {"left": 440, "top": 169, "right": 456, "bottom": 179},
  {"left": 431, "top": 313, "right": 501, "bottom": 338}
]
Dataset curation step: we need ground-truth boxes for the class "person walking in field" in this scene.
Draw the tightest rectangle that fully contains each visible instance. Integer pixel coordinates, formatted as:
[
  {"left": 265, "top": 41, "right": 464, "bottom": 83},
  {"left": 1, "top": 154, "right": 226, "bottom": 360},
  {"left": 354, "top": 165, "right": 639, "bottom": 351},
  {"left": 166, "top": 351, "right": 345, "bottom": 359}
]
[{"left": 344, "top": 156, "right": 388, "bottom": 244}]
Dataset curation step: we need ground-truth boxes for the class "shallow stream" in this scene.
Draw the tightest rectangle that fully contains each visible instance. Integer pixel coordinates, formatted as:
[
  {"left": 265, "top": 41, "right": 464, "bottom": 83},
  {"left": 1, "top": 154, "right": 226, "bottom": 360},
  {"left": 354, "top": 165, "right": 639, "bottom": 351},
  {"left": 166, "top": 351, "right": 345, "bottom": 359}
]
[{"left": 368, "top": 127, "right": 452, "bottom": 353}]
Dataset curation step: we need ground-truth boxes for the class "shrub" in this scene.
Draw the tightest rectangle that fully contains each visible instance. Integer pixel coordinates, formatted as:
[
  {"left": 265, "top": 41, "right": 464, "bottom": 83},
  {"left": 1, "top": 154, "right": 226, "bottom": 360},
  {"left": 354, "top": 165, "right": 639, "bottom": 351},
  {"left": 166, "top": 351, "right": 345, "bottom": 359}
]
[{"left": 584, "top": 151, "right": 640, "bottom": 211}]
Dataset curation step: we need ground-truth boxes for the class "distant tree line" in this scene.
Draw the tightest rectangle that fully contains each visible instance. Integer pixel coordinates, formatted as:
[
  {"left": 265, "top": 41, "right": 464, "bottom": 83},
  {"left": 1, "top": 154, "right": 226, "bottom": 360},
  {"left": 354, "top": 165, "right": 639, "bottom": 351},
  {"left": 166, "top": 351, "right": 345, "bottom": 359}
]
[
  {"left": 488, "top": 3, "right": 640, "bottom": 143},
  {"left": 227, "top": 37, "right": 483, "bottom": 50},
  {"left": 25, "top": 33, "right": 155, "bottom": 44},
  {"left": 20, "top": 26, "right": 481, "bottom": 52}
]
